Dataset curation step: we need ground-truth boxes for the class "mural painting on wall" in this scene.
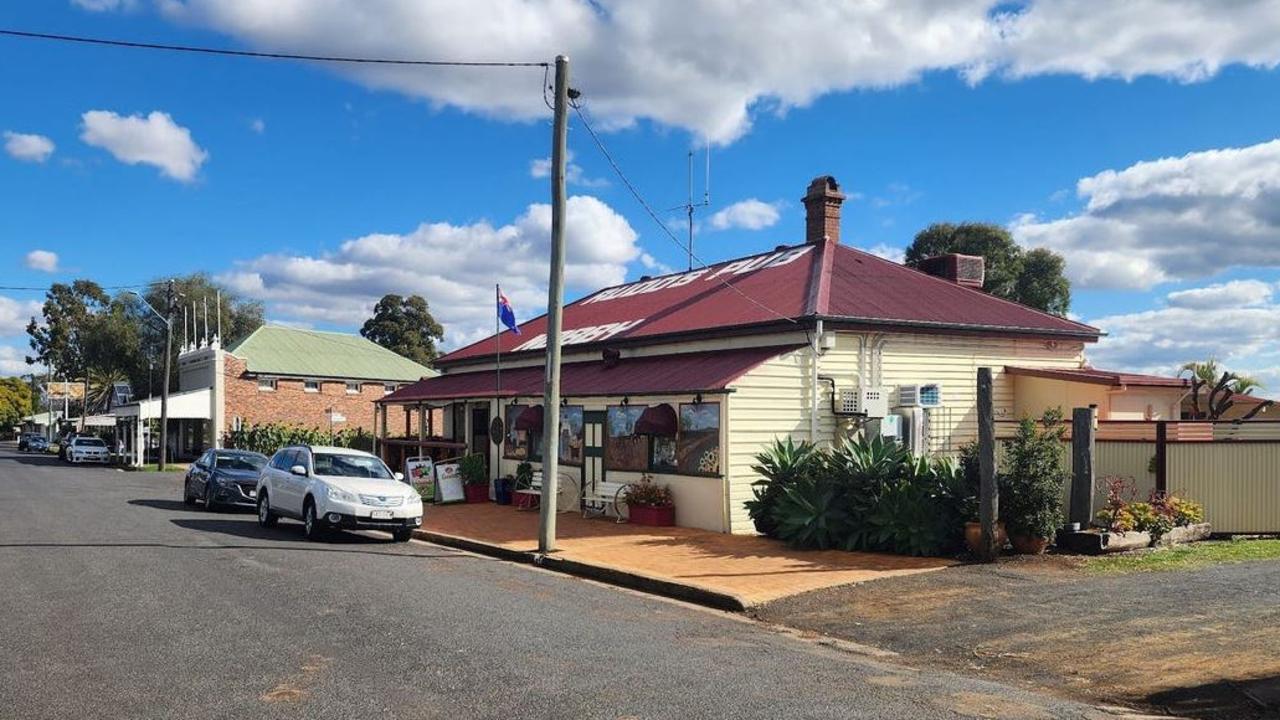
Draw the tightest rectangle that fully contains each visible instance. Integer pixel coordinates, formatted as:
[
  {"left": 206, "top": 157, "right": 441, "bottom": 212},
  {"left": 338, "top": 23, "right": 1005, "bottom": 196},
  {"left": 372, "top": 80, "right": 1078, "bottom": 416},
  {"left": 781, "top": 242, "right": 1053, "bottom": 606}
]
[
  {"left": 559, "top": 405, "right": 584, "bottom": 465},
  {"left": 504, "top": 404, "right": 528, "bottom": 459},
  {"left": 678, "top": 403, "right": 720, "bottom": 475},
  {"left": 605, "top": 405, "right": 647, "bottom": 471}
]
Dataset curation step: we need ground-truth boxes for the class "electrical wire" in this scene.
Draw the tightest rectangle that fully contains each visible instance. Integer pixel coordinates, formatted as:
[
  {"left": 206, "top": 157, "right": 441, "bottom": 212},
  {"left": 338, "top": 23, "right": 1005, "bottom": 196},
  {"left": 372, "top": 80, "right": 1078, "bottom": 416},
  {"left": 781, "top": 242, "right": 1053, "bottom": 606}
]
[
  {"left": 571, "top": 102, "right": 798, "bottom": 325},
  {"left": 0, "top": 281, "right": 165, "bottom": 292},
  {"left": 0, "top": 29, "right": 548, "bottom": 67}
]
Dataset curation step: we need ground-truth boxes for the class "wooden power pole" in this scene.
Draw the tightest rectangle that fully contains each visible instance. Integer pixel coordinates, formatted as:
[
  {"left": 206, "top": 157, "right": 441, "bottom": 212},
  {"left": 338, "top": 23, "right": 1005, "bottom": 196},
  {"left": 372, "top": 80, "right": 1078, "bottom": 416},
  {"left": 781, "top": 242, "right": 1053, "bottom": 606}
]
[{"left": 977, "top": 367, "right": 999, "bottom": 562}]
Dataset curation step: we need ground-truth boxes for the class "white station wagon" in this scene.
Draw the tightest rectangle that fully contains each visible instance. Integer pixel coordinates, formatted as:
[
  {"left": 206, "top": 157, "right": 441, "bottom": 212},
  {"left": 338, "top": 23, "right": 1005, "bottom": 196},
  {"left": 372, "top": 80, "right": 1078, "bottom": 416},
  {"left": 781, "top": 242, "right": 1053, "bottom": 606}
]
[
  {"left": 256, "top": 445, "right": 423, "bottom": 542},
  {"left": 66, "top": 436, "right": 110, "bottom": 464}
]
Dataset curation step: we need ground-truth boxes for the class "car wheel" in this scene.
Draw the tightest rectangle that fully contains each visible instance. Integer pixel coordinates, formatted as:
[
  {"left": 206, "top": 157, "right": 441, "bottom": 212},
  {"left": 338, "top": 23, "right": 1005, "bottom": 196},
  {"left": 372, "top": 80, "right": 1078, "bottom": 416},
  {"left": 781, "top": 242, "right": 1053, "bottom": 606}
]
[
  {"left": 257, "top": 494, "right": 278, "bottom": 528},
  {"left": 302, "top": 501, "right": 326, "bottom": 542},
  {"left": 392, "top": 528, "right": 413, "bottom": 543},
  {"left": 182, "top": 480, "right": 196, "bottom": 506},
  {"left": 203, "top": 485, "right": 218, "bottom": 512}
]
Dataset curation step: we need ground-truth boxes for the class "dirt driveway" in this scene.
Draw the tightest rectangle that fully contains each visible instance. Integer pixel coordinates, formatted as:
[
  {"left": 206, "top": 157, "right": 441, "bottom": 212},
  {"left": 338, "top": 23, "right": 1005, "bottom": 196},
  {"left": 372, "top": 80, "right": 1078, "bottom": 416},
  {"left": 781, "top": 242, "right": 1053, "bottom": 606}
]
[{"left": 754, "top": 553, "right": 1280, "bottom": 719}]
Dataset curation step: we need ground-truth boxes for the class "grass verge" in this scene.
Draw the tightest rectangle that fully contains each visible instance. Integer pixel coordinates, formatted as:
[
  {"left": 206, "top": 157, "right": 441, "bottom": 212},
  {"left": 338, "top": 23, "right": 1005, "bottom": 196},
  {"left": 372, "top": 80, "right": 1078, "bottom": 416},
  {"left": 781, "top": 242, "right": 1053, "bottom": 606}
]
[
  {"left": 1083, "top": 538, "right": 1280, "bottom": 574},
  {"left": 122, "top": 462, "right": 190, "bottom": 473}
]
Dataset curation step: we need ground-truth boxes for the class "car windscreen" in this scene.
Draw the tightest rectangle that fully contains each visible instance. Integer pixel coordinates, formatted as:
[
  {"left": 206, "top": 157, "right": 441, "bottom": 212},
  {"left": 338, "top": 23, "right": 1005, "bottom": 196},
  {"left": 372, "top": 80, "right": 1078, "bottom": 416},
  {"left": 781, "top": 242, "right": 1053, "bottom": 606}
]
[
  {"left": 215, "top": 454, "right": 266, "bottom": 472},
  {"left": 77, "top": 438, "right": 107, "bottom": 448},
  {"left": 312, "top": 453, "right": 393, "bottom": 480}
]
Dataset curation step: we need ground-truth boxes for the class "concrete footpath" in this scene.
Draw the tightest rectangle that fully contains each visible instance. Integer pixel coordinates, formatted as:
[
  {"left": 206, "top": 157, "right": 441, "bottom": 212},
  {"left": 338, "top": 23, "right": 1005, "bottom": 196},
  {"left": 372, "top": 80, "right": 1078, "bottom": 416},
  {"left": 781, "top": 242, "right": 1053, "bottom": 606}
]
[{"left": 415, "top": 503, "right": 952, "bottom": 610}]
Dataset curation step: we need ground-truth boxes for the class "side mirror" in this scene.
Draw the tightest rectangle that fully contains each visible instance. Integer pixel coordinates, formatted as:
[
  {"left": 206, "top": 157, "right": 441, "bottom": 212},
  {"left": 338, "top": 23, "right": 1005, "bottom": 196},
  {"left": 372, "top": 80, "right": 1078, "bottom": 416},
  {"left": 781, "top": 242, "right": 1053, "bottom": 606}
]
[
  {"left": 290, "top": 464, "right": 308, "bottom": 477},
  {"left": 394, "top": 471, "right": 405, "bottom": 482}
]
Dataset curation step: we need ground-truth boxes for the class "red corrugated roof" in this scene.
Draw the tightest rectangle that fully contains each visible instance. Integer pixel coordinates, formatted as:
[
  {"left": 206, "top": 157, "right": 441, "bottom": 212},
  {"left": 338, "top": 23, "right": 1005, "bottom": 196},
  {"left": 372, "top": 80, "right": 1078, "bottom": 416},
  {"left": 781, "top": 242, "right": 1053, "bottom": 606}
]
[
  {"left": 1005, "top": 366, "right": 1190, "bottom": 388},
  {"left": 384, "top": 346, "right": 799, "bottom": 403},
  {"left": 438, "top": 240, "right": 1101, "bottom": 366}
]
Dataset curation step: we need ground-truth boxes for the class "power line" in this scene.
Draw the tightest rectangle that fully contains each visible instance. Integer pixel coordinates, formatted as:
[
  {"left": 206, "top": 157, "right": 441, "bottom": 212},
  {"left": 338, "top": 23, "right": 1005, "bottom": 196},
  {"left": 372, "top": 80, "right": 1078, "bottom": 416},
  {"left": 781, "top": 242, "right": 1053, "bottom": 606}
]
[
  {"left": 0, "top": 281, "right": 164, "bottom": 292},
  {"left": 0, "top": 29, "right": 548, "bottom": 67},
  {"left": 571, "top": 102, "right": 798, "bottom": 325}
]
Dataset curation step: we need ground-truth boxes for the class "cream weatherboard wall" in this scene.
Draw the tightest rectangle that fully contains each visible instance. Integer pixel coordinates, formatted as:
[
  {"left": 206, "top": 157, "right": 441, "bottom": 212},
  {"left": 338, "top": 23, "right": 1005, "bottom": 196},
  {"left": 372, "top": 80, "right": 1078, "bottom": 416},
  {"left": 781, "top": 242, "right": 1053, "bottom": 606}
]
[{"left": 723, "top": 332, "right": 1088, "bottom": 533}]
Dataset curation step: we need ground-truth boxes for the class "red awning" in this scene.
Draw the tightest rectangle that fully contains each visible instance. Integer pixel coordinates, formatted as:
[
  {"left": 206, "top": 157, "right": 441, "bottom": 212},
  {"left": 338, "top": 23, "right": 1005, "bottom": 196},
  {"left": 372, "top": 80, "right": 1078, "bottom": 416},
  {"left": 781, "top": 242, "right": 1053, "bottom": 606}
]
[
  {"left": 513, "top": 405, "right": 543, "bottom": 432},
  {"left": 383, "top": 345, "right": 800, "bottom": 403},
  {"left": 634, "top": 403, "right": 677, "bottom": 435}
]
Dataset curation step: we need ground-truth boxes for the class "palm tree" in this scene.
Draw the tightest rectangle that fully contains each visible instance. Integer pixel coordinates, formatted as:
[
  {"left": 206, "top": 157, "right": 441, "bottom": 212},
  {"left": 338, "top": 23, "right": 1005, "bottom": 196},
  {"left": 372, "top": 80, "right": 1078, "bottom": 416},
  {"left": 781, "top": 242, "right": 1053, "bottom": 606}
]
[
  {"left": 86, "top": 367, "right": 129, "bottom": 414},
  {"left": 1231, "top": 374, "right": 1263, "bottom": 396},
  {"left": 1179, "top": 359, "right": 1271, "bottom": 419}
]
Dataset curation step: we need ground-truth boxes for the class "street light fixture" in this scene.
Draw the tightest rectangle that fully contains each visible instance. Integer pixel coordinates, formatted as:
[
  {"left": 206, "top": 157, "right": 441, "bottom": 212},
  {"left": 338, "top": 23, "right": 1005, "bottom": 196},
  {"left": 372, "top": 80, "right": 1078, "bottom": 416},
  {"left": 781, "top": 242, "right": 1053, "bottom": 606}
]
[{"left": 126, "top": 284, "right": 176, "bottom": 471}]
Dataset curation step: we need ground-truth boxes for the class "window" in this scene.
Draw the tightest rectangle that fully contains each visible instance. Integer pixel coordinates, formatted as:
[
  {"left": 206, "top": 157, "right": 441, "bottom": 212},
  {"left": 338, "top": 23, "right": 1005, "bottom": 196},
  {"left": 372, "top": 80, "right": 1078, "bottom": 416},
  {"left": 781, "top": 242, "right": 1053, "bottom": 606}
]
[
  {"left": 503, "top": 403, "right": 529, "bottom": 460},
  {"left": 677, "top": 402, "right": 721, "bottom": 476},
  {"left": 214, "top": 452, "right": 267, "bottom": 472},
  {"left": 258, "top": 376, "right": 277, "bottom": 392},
  {"left": 604, "top": 405, "right": 648, "bottom": 471},
  {"left": 312, "top": 452, "right": 393, "bottom": 479},
  {"left": 384, "top": 383, "right": 398, "bottom": 395},
  {"left": 345, "top": 381, "right": 361, "bottom": 394},
  {"left": 559, "top": 405, "right": 584, "bottom": 465},
  {"left": 304, "top": 379, "right": 320, "bottom": 393}
]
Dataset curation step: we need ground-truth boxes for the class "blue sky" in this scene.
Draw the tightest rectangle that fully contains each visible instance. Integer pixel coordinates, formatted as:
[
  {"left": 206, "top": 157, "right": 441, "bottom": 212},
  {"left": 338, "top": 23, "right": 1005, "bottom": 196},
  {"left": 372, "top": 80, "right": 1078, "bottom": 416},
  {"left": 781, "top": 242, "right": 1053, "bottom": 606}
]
[{"left": 4, "top": 1, "right": 1280, "bottom": 392}]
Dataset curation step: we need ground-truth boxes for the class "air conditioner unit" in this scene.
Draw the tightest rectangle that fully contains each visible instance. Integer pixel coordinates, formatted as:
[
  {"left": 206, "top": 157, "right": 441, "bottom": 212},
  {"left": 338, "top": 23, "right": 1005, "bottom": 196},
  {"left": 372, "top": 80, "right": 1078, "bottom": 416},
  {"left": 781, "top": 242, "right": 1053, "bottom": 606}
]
[
  {"left": 897, "top": 383, "right": 943, "bottom": 408},
  {"left": 897, "top": 407, "right": 930, "bottom": 456},
  {"left": 837, "top": 387, "right": 889, "bottom": 418}
]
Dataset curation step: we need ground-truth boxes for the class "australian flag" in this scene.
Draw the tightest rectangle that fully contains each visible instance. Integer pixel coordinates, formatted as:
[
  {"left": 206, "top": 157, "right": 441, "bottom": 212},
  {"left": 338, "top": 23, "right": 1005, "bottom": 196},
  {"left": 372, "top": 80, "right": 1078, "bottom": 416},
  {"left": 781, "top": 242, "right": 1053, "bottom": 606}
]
[{"left": 498, "top": 288, "right": 521, "bottom": 335}]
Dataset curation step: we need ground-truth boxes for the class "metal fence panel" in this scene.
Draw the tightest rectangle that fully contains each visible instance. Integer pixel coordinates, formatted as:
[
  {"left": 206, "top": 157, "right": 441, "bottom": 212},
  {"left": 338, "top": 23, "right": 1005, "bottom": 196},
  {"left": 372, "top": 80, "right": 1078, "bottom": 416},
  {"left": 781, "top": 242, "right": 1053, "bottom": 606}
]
[{"left": 1169, "top": 442, "right": 1280, "bottom": 533}]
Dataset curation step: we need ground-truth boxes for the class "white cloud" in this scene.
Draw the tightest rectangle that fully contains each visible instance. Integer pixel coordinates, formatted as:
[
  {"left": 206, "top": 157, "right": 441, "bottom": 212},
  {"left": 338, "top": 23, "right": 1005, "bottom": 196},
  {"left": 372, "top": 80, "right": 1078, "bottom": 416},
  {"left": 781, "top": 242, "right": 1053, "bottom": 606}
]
[
  {"left": 0, "top": 295, "right": 42, "bottom": 337},
  {"left": 158, "top": 1, "right": 1280, "bottom": 143},
  {"left": 24, "top": 250, "right": 59, "bottom": 273},
  {"left": 862, "top": 243, "right": 905, "bottom": 264},
  {"left": 0, "top": 345, "right": 35, "bottom": 377},
  {"left": 529, "top": 150, "right": 607, "bottom": 188},
  {"left": 250, "top": 118, "right": 266, "bottom": 134},
  {"left": 71, "top": 0, "right": 137, "bottom": 10},
  {"left": 4, "top": 132, "right": 56, "bottom": 163},
  {"left": 708, "top": 199, "right": 781, "bottom": 231},
  {"left": 1014, "top": 138, "right": 1280, "bottom": 289},
  {"left": 218, "top": 195, "right": 640, "bottom": 348},
  {"left": 1166, "top": 280, "right": 1273, "bottom": 310},
  {"left": 79, "top": 110, "right": 209, "bottom": 182},
  {"left": 1086, "top": 282, "right": 1280, "bottom": 389}
]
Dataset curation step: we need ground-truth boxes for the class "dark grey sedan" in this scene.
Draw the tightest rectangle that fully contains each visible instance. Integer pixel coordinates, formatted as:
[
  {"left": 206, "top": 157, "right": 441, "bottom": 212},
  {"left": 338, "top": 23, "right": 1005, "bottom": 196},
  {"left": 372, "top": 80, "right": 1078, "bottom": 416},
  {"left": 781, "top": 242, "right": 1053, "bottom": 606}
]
[{"left": 183, "top": 449, "right": 269, "bottom": 511}]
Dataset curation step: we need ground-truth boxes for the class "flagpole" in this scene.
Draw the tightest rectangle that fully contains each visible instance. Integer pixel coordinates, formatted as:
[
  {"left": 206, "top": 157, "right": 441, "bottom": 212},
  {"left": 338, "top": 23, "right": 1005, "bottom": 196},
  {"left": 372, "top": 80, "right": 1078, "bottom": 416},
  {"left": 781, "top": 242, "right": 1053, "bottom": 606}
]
[{"left": 495, "top": 284, "right": 502, "bottom": 398}]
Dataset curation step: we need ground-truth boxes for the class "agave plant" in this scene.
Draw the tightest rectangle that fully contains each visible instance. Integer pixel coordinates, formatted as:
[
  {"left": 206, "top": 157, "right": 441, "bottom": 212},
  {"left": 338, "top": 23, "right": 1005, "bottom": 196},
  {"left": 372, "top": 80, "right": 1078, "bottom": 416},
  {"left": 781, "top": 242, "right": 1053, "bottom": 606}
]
[
  {"left": 770, "top": 474, "right": 852, "bottom": 550},
  {"left": 746, "top": 437, "right": 819, "bottom": 537}
]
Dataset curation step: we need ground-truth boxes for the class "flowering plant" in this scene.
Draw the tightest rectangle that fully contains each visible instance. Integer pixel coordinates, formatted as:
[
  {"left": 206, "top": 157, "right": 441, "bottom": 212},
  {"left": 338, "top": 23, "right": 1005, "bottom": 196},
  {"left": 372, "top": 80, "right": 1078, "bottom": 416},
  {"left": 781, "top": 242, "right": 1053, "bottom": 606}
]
[{"left": 623, "top": 474, "right": 674, "bottom": 508}]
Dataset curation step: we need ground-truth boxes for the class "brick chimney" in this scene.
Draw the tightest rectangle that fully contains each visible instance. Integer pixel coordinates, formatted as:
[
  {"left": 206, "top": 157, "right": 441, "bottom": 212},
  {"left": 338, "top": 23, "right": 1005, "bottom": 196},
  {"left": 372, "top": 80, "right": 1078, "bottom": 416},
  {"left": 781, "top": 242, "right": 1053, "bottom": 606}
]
[
  {"left": 917, "top": 253, "right": 986, "bottom": 289},
  {"left": 803, "top": 175, "right": 845, "bottom": 245}
]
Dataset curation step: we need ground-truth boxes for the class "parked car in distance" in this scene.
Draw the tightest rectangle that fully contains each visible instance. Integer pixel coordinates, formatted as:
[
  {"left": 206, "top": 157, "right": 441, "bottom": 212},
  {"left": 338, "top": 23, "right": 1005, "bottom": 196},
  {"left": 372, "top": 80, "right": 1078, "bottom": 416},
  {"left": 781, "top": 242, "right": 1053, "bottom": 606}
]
[
  {"left": 25, "top": 435, "right": 50, "bottom": 453},
  {"left": 66, "top": 436, "right": 110, "bottom": 464},
  {"left": 184, "top": 449, "right": 270, "bottom": 511},
  {"left": 18, "top": 433, "right": 41, "bottom": 451},
  {"left": 256, "top": 445, "right": 422, "bottom": 542}
]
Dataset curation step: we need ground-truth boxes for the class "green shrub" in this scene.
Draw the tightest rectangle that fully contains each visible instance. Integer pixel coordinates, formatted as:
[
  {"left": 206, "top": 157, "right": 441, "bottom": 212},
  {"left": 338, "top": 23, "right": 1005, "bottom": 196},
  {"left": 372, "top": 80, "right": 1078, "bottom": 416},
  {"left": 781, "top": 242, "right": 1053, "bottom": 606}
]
[
  {"left": 224, "top": 422, "right": 374, "bottom": 457},
  {"left": 998, "top": 411, "right": 1067, "bottom": 540},
  {"left": 458, "top": 454, "right": 488, "bottom": 486},
  {"left": 622, "top": 474, "right": 674, "bottom": 507},
  {"left": 770, "top": 474, "right": 853, "bottom": 551},
  {"left": 514, "top": 462, "right": 534, "bottom": 489},
  {"left": 1170, "top": 497, "right": 1205, "bottom": 526},
  {"left": 747, "top": 437, "right": 819, "bottom": 537}
]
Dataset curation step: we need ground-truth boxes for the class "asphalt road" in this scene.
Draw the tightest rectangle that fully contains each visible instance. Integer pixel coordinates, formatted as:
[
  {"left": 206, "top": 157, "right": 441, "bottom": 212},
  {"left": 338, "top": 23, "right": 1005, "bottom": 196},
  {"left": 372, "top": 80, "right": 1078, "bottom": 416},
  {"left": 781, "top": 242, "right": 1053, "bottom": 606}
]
[{"left": 0, "top": 445, "right": 1117, "bottom": 720}]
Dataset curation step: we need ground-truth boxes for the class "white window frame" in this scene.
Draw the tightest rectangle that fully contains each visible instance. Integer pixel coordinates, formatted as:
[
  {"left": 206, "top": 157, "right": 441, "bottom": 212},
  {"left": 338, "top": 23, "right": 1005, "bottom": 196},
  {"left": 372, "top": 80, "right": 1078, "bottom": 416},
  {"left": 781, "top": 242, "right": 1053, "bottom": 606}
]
[
  {"left": 258, "top": 376, "right": 277, "bottom": 392},
  {"left": 304, "top": 379, "right": 321, "bottom": 393},
  {"left": 383, "top": 383, "right": 398, "bottom": 395},
  {"left": 345, "top": 381, "right": 361, "bottom": 395}
]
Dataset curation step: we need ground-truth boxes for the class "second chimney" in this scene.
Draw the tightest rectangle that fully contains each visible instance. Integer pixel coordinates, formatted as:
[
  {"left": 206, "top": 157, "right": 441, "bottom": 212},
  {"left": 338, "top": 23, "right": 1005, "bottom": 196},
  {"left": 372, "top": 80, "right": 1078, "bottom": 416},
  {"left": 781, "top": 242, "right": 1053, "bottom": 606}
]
[
  {"left": 803, "top": 175, "right": 845, "bottom": 245},
  {"left": 917, "top": 253, "right": 986, "bottom": 289}
]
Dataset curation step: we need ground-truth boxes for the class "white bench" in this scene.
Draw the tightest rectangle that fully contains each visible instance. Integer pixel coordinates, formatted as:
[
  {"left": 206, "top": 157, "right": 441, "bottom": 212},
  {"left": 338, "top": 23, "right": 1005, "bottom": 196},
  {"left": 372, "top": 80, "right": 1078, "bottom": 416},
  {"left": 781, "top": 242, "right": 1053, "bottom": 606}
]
[
  {"left": 512, "top": 470, "right": 543, "bottom": 511},
  {"left": 581, "top": 479, "right": 631, "bottom": 521}
]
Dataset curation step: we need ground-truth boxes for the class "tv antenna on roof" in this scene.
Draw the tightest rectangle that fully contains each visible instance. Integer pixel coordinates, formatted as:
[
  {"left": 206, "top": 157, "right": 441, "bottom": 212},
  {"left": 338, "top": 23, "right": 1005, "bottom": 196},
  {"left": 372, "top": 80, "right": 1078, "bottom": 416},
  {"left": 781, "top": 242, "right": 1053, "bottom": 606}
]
[{"left": 668, "top": 144, "right": 710, "bottom": 271}]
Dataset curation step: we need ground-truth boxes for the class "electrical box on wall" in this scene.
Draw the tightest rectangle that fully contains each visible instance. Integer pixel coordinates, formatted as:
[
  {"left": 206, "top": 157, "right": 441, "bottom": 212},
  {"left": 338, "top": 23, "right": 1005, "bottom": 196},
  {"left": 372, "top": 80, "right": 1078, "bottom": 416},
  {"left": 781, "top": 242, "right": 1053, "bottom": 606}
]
[
  {"left": 873, "top": 414, "right": 902, "bottom": 442},
  {"left": 838, "top": 387, "right": 889, "bottom": 418},
  {"left": 897, "top": 383, "right": 943, "bottom": 408}
]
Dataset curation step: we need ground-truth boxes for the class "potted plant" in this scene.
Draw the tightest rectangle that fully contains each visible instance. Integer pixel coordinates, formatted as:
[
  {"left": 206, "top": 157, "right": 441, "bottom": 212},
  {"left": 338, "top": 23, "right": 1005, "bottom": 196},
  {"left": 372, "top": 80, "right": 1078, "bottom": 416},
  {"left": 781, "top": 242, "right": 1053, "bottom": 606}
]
[
  {"left": 622, "top": 474, "right": 675, "bottom": 526},
  {"left": 999, "top": 412, "right": 1067, "bottom": 554},
  {"left": 459, "top": 454, "right": 489, "bottom": 504},
  {"left": 958, "top": 442, "right": 1007, "bottom": 554},
  {"left": 512, "top": 462, "right": 538, "bottom": 510}
]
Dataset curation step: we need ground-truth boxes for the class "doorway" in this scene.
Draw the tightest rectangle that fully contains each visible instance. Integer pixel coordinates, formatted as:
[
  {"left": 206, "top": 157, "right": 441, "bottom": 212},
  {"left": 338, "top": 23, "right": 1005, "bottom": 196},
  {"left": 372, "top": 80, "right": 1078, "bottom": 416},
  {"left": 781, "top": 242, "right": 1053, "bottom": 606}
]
[{"left": 470, "top": 404, "right": 490, "bottom": 474}]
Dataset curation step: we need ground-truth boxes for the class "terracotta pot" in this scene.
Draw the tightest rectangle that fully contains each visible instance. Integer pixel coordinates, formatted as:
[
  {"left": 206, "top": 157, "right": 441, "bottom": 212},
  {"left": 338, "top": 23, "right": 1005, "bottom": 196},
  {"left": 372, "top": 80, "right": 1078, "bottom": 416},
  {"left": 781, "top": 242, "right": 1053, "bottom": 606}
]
[
  {"left": 627, "top": 504, "right": 675, "bottom": 527},
  {"left": 964, "top": 521, "right": 1008, "bottom": 553},
  {"left": 1010, "top": 534, "right": 1051, "bottom": 555},
  {"left": 463, "top": 484, "right": 490, "bottom": 504}
]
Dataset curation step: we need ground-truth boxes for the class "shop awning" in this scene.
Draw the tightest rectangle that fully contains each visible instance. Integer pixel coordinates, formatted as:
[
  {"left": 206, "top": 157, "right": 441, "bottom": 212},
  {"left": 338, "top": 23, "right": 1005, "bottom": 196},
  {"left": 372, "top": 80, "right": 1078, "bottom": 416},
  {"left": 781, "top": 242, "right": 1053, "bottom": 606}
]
[
  {"left": 513, "top": 405, "right": 544, "bottom": 432},
  {"left": 383, "top": 345, "right": 801, "bottom": 404},
  {"left": 634, "top": 403, "right": 677, "bottom": 435}
]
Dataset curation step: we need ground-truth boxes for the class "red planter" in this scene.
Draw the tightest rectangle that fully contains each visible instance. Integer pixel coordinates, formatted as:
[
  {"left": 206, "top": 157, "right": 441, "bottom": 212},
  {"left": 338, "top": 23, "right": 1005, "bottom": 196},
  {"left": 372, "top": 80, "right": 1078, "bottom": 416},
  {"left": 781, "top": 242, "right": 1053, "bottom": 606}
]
[
  {"left": 628, "top": 504, "right": 675, "bottom": 527},
  {"left": 1010, "top": 534, "right": 1051, "bottom": 555},
  {"left": 464, "top": 484, "right": 490, "bottom": 504}
]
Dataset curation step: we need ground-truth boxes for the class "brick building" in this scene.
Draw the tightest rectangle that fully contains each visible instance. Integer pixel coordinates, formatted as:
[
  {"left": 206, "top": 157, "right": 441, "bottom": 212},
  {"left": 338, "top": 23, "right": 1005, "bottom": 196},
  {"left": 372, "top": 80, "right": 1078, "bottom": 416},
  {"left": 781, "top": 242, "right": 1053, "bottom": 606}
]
[{"left": 116, "top": 324, "right": 435, "bottom": 466}]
